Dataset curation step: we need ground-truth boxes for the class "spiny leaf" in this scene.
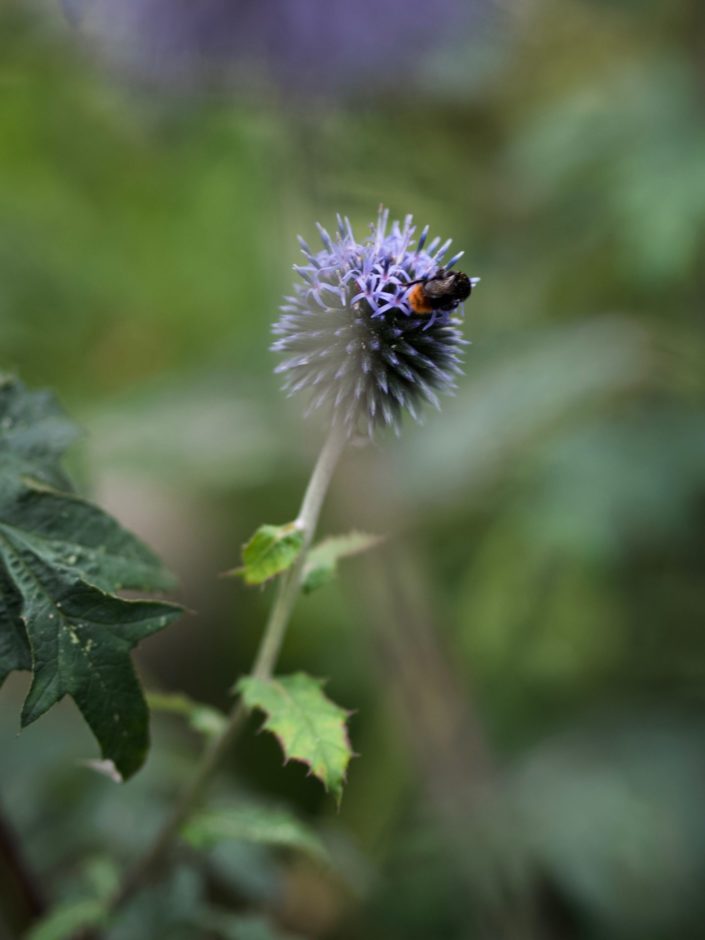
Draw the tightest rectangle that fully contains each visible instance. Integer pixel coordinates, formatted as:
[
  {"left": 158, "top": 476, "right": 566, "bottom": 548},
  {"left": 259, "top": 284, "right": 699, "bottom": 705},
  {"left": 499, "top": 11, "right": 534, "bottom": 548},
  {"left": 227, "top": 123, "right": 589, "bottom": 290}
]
[
  {"left": 302, "top": 531, "right": 383, "bottom": 594},
  {"left": 0, "top": 474, "right": 177, "bottom": 594},
  {"left": 10, "top": 554, "right": 179, "bottom": 780},
  {"left": 147, "top": 691, "right": 228, "bottom": 739},
  {"left": 182, "top": 802, "right": 327, "bottom": 861},
  {"left": 229, "top": 522, "right": 304, "bottom": 586},
  {"left": 237, "top": 673, "right": 353, "bottom": 802},
  {"left": 0, "top": 378, "right": 181, "bottom": 779},
  {"left": 0, "top": 563, "right": 30, "bottom": 675}
]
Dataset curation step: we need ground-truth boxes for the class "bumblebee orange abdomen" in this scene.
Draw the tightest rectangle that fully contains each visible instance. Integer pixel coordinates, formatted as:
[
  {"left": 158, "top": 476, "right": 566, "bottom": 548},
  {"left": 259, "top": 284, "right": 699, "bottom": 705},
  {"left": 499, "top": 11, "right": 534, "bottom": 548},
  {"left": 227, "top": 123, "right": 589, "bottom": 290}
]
[{"left": 407, "top": 283, "right": 433, "bottom": 315}]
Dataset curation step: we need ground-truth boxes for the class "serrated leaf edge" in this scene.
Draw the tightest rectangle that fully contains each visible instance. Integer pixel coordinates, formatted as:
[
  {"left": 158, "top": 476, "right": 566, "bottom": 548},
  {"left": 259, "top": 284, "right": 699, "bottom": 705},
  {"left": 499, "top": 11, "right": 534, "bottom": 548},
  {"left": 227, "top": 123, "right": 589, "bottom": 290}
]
[
  {"left": 237, "top": 674, "right": 355, "bottom": 802},
  {"left": 12, "top": 473, "right": 178, "bottom": 592}
]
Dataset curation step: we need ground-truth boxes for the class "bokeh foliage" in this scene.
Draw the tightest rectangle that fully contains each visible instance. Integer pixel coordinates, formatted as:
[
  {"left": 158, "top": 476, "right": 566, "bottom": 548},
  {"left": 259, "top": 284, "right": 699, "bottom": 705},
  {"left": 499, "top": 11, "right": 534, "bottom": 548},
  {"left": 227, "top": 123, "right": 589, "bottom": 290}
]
[{"left": 1, "top": 0, "right": 705, "bottom": 937}]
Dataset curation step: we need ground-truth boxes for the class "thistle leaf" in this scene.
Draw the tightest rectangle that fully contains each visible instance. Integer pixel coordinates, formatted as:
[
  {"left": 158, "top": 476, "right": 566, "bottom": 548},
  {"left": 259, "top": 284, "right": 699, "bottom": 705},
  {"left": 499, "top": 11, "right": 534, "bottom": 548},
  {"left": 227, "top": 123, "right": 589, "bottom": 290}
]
[
  {"left": 0, "top": 374, "right": 80, "bottom": 490},
  {"left": 237, "top": 673, "right": 353, "bottom": 801},
  {"left": 0, "top": 378, "right": 181, "bottom": 779}
]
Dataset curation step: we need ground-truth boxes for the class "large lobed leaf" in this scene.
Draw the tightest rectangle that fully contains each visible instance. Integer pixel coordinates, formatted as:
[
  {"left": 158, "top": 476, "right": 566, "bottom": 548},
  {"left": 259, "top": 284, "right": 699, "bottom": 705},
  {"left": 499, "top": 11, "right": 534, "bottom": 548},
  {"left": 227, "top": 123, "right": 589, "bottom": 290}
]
[
  {"left": 0, "top": 374, "right": 81, "bottom": 490},
  {"left": 237, "top": 673, "right": 353, "bottom": 802},
  {"left": 0, "top": 377, "right": 181, "bottom": 779}
]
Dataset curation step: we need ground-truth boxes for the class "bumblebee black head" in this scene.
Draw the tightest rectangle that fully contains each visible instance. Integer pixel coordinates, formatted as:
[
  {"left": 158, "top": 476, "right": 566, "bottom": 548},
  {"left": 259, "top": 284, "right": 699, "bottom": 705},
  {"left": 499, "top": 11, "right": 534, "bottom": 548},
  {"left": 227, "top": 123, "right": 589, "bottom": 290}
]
[{"left": 446, "top": 270, "right": 472, "bottom": 303}]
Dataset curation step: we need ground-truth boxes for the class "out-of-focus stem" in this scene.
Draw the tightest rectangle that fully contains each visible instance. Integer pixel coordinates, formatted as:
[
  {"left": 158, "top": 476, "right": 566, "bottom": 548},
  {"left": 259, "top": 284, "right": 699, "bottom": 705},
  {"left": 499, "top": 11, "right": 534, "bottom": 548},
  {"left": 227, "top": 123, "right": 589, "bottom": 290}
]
[
  {"left": 108, "top": 423, "right": 346, "bottom": 914},
  {"left": 0, "top": 798, "right": 46, "bottom": 935}
]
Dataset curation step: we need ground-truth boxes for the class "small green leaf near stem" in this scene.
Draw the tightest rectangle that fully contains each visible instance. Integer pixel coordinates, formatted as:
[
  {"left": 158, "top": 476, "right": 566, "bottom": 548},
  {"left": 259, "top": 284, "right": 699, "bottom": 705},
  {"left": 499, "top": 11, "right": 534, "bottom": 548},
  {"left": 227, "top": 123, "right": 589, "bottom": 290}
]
[{"left": 228, "top": 522, "right": 305, "bottom": 586}]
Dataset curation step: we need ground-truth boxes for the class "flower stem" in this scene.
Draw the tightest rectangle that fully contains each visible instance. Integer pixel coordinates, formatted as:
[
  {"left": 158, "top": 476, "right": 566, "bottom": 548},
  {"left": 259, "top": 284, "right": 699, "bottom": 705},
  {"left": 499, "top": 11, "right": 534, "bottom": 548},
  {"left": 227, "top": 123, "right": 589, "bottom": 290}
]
[{"left": 109, "top": 424, "right": 347, "bottom": 912}]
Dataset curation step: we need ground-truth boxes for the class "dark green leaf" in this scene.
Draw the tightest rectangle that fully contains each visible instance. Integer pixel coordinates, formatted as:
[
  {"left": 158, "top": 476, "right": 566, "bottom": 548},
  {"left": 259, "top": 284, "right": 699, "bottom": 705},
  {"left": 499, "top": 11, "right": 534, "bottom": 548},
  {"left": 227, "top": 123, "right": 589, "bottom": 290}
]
[
  {"left": 0, "top": 474, "right": 177, "bottom": 594},
  {"left": 9, "top": 552, "right": 179, "bottom": 779},
  {"left": 0, "top": 374, "right": 80, "bottom": 490},
  {"left": 0, "top": 563, "right": 30, "bottom": 680},
  {"left": 302, "top": 531, "right": 383, "bottom": 594},
  {"left": 0, "top": 378, "right": 181, "bottom": 778},
  {"left": 230, "top": 522, "right": 304, "bottom": 586},
  {"left": 237, "top": 673, "right": 353, "bottom": 801}
]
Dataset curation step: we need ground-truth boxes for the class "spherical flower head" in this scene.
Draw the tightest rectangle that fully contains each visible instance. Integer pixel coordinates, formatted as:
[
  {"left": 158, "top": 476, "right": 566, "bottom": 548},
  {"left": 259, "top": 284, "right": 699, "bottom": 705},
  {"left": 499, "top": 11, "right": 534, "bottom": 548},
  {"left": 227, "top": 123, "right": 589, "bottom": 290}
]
[{"left": 272, "top": 209, "right": 478, "bottom": 437}]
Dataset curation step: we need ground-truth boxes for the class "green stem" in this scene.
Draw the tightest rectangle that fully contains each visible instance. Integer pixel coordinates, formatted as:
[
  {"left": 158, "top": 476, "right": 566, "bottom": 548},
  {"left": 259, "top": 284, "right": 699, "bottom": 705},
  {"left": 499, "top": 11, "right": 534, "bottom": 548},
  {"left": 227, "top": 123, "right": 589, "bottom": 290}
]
[
  {"left": 251, "top": 423, "right": 346, "bottom": 680},
  {"left": 109, "top": 423, "right": 347, "bottom": 913}
]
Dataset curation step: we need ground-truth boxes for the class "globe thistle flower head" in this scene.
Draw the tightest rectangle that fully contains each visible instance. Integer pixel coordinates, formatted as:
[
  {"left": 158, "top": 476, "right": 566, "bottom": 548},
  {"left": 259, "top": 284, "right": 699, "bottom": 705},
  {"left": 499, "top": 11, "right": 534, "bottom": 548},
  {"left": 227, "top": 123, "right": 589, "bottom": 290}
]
[{"left": 273, "top": 209, "right": 478, "bottom": 437}]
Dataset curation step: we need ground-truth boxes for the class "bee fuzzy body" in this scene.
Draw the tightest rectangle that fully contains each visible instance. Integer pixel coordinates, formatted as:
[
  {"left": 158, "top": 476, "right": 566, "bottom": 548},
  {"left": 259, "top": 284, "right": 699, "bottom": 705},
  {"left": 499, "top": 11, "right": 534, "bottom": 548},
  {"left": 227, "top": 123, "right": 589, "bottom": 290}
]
[{"left": 406, "top": 268, "right": 474, "bottom": 316}]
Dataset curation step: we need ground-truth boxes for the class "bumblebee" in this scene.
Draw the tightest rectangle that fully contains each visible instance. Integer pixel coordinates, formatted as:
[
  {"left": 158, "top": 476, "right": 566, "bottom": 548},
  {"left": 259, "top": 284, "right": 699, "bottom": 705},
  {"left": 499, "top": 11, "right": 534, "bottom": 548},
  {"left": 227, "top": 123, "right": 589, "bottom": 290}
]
[{"left": 405, "top": 268, "right": 473, "bottom": 315}]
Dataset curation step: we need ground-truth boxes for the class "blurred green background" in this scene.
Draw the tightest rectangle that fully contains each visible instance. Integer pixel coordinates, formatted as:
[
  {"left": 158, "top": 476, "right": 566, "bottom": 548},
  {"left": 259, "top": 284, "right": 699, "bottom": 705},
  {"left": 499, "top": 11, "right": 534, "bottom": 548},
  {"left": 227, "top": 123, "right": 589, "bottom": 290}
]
[{"left": 2, "top": 1, "right": 705, "bottom": 938}]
